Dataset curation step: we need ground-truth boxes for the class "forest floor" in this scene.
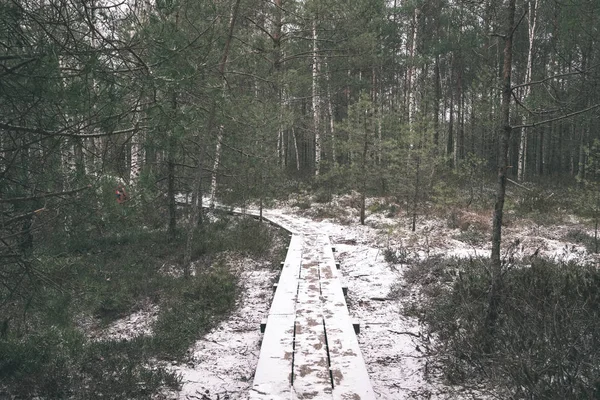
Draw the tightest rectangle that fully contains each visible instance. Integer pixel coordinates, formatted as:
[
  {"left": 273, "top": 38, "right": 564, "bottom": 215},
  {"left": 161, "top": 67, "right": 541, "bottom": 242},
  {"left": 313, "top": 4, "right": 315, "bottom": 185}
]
[{"left": 100, "top": 194, "right": 597, "bottom": 400}]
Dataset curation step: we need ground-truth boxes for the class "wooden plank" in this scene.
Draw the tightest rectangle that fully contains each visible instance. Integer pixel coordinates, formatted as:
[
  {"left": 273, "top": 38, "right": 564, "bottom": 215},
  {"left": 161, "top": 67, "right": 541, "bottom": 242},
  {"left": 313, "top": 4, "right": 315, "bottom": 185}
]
[
  {"left": 321, "top": 239, "right": 341, "bottom": 279},
  {"left": 293, "top": 234, "right": 333, "bottom": 398},
  {"left": 249, "top": 314, "right": 295, "bottom": 399},
  {"left": 252, "top": 235, "right": 302, "bottom": 398},
  {"left": 292, "top": 277, "right": 333, "bottom": 399},
  {"left": 269, "top": 234, "right": 302, "bottom": 316},
  {"left": 320, "top": 256, "right": 375, "bottom": 400},
  {"left": 252, "top": 227, "right": 375, "bottom": 400}
]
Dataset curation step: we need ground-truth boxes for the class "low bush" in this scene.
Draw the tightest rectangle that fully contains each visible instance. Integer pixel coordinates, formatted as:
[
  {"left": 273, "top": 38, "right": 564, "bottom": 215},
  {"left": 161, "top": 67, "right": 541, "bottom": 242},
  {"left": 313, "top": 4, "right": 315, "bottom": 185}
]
[
  {"left": 0, "top": 328, "right": 178, "bottom": 399},
  {"left": 408, "top": 256, "right": 600, "bottom": 399},
  {"left": 152, "top": 262, "right": 238, "bottom": 359},
  {"left": 447, "top": 208, "right": 491, "bottom": 232},
  {"left": 453, "top": 229, "right": 487, "bottom": 245},
  {"left": 565, "top": 228, "right": 598, "bottom": 254},
  {"left": 383, "top": 245, "right": 412, "bottom": 265}
]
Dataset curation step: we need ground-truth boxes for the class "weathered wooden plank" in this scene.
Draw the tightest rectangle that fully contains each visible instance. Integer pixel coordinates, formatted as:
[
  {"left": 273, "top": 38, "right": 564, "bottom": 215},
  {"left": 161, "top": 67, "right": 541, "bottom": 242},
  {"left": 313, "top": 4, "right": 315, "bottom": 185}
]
[
  {"left": 320, "top": 257, "right": 375, "bottom": 400},
  {"left": 292, "top": 278, "right": 333, "bottom": 399},
  {"left": 321, "top": 239, "right": 341, "bottom": 279},
  {"left": 252, "top": 235, "right": 302, "bottom": 399},
  {"left": 268, "top": 234, "right": 302, "bottom": 316},
  {"left": 251, "top": 224, "right": 375, "bottom": 400},
  {"left": 249, "top": 314, "right": 295, "bottom": 399}
]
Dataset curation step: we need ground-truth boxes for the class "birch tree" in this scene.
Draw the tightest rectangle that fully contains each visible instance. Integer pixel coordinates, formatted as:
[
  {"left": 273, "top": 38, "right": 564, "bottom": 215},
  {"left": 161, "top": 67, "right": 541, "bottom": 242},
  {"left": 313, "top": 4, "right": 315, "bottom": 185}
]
[{"left": 517, "top": 0, "right": 538, "bottom": 182}]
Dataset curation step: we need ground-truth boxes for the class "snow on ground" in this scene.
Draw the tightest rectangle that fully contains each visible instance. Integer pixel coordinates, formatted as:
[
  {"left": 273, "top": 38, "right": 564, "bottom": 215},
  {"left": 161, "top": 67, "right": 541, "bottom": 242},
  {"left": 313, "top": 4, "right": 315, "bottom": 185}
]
[
  {"left": 97, "top": 196, "right": 597, "bottom": 399},
  {"left": 171, "top": 260, "right": 278, "bottom": 400},
  {"left": 79, "top": 300, "right": 160, "bottom": 342}
]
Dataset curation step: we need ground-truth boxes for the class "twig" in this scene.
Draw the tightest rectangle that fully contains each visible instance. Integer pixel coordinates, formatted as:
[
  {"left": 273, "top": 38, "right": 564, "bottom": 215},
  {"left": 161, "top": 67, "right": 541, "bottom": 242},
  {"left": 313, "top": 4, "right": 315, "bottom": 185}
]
[
  {"left": 506, "top": 178, "right": 532, "bottom": 191},
  {"left": 388, "top": 329, "right": 421, "bottom": 338}
]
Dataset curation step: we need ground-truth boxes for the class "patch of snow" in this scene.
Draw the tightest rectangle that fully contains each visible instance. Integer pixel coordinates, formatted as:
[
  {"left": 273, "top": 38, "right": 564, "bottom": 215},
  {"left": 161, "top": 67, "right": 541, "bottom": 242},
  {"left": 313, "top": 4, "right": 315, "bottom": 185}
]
[
  {"left": 79, "top": 300, "right": 159, "bottom": 342},
  {"left": 102, "top": 304, "right": 160, "bottom": 341},
  {"left": 171, "top": 262, "right": 278, "bottom": 400}
]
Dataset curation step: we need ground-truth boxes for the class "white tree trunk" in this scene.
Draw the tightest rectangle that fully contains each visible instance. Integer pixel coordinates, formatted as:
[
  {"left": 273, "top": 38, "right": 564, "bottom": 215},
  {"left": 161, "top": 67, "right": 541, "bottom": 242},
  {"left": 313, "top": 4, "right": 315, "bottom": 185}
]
[
  {"left": 408, "top": 7, "right": 420, "bottom": 127},
  {"left": 517, "top": 0, "right": 537, "bottom": 182},
  {"left": 129, "top": 127, "right": 144, "bottom": 185},
  {"left": 378, "top": 103, "right": 383, "bottom": 164},
  {"left": 277, "top": 124, "right": 284, "bottom": 166},
  {"left": 325, "top": 60, "right": 336, "bottom": 166},
  {"left": 312, "top": 18, "right": 321, "bottom": 176},
  {"left": 210, "top": 125, "right": 224, "bottom": 208},
  {"left": 292, "top": 127, "right": 300, "bottom": 171}
]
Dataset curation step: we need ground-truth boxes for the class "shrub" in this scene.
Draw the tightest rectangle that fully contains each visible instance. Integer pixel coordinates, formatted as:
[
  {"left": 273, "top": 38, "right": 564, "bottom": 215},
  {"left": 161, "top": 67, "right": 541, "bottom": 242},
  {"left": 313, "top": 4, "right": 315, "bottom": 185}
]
[
  {"left": 410, "top": 256, "right": 600, "bottom": 399},
  {"left": 383, "top": 245, "right": 412, "bottom": 265},
  {"left": 314, "top": 189, "right": 332, "bottom": 204},
  {"left": 0, "top": 327, "right": 179, "bottom": 399},
  {"left": 453, "top": 229, "right": 487, "bottom": 245},
  {"left": 152, "top": 263, "right": 238, "bottom": 359},
  {"left": 565, "top": 228, "right": 597, "bottom": 254}
]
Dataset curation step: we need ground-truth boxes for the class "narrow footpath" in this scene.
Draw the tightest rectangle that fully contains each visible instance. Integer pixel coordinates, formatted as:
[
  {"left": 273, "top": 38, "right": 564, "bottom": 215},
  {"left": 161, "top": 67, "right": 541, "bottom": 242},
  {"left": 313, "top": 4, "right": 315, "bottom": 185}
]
[{"left": 249, "top": 210, "right": 376, "bottom": 400}]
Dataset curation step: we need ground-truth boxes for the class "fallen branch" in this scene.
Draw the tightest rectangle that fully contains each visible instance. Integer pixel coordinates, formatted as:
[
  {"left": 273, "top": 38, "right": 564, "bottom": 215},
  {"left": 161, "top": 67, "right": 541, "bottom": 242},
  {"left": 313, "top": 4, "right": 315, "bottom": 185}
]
[
  {"left": 388, "top": 329, "right": 421, "bottom": 338},
  {"left": 507, "top": 178, "right": 532, "bottom": 191}
]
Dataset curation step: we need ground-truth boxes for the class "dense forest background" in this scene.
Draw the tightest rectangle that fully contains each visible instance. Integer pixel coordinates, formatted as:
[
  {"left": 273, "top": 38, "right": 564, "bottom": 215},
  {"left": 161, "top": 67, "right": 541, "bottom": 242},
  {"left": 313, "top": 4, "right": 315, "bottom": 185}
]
[
  {"left": 1, "top": 0, "right": 600, "bottom": 398},
  {"left": 2, "top": 0, "right": 600, "bottom": 255}
]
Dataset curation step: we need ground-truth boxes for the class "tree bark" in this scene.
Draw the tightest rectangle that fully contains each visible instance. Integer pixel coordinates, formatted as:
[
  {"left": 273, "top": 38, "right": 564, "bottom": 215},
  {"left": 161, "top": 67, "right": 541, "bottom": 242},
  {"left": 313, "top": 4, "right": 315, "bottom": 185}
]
[
  {"left": 433, "top": 55, "right": 441, "bottom": 149},
  {"left": 325, "top": 60, "right": 336, "bottom": 167},
  {"left": 447, "top": 89, "right": 454, "bottom": 163},
  {"left": 167, "top": 139, "right": 176, "bottom": 238},
  {"left": 292, "top": 127, "right": 300, "bottom": 171},
  {"left": 407, "top": 7, "right": 420, "bottom": 128},
  {"left": 129, "top": 125, "right": 143, "bottom": 186},
  {"left": 487, "top": 0, "right": 516, "bottom": 349},
  {"left": 167, "top": 92, "right": 178, "bottom": 239}
]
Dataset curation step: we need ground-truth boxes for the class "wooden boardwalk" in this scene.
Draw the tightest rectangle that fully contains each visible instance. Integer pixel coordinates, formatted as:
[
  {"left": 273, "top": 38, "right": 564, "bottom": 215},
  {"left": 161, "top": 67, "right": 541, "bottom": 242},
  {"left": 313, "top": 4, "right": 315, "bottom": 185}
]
[{"left": 248, "top": 212, "right": 375, "bottom": 400}]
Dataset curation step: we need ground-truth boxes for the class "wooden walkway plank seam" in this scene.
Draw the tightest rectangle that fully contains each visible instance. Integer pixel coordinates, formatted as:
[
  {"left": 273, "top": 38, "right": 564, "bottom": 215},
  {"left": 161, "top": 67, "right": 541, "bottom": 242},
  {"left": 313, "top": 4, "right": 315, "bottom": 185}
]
[{"left": 205, "top": 206, "right": 375, "bottom": 399}]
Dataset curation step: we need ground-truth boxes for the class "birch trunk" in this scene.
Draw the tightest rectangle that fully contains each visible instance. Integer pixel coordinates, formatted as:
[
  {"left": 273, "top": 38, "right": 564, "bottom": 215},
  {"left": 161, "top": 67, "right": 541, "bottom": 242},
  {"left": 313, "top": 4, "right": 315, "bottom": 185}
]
[
  {"left": 312, "top": 18, "right": 321, "bottom": 176},
  {"left": 433, "top": 55, "right": 441, "bottom": 148},
  {"left": 292, "top": 127, "right": 300, "bottom": 171},
  {"left": 129, "top": 126, "right": 144, "bottom": 185},
  {"left": 517, "top": 0, "right": 538, "bottom": 182},
  {"left": 209, "top": 126, "right": 224, "bottom": 208},
  {"left": 167, "top": 139, "right": 176, "bottom": 237},
  {"left": 407, "top": 7, "right": 420, "bottom": 127},
  {"left": 273, "top": 0, "right": 284, "bottom": 167},
  {"left": 325, "top": 60, "right": 336, "bottom": 166}
]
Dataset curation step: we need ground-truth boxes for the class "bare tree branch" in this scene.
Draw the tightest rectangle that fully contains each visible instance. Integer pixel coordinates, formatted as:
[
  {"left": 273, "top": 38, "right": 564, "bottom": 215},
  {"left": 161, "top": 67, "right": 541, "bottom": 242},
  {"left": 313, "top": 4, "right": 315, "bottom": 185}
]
[
  {"left": 513, "top": 103, "right": 600, "bottom": 129},
  {"left": 0, "top": 186, "right": 92, "bottom": 204},
  {"left": 511, "top": 66, "right": 599, "bottom": 91}
]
